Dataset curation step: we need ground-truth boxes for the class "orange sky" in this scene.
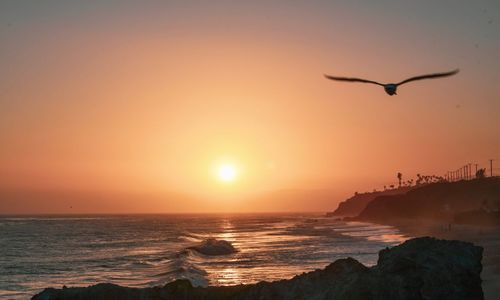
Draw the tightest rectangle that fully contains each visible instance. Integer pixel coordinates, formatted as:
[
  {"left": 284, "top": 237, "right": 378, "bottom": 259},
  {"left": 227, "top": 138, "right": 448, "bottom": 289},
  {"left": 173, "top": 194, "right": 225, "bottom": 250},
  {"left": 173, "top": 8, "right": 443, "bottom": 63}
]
[{"left": 1, "top": 1, "right": 499, "bottom": 213}]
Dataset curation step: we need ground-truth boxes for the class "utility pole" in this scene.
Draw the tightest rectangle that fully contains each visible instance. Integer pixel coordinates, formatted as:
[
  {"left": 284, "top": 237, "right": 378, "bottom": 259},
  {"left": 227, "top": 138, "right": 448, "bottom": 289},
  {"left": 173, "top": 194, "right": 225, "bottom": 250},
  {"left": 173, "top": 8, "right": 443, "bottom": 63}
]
[
  {"left": 469, "top": 163, "right": 472, "bottom": 179},
  {"left": 490, "top": 159, "right": 494, "bottom": 177}
]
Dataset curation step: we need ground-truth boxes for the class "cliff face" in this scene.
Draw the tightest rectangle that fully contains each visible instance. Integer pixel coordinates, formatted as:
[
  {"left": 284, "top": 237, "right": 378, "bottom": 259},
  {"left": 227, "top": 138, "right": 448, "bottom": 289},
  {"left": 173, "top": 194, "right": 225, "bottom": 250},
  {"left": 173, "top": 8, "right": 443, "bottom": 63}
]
[
  {"left": 357, "top": 178, "right": 500, "bottom": 223},
  {"left": 32, "top": 237, "right": 484, "bottom": 300},
  {"left": 328, "top": 187, "right": 413, "bottom": 217}
]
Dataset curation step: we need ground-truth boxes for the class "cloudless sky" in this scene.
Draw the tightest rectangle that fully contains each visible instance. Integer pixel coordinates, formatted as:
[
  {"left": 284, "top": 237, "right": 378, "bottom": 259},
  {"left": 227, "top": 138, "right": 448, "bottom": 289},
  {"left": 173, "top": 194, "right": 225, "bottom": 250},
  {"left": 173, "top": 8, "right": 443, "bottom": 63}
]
[{"left": 1, "top": 0, "right": 499, "bottom": 213}]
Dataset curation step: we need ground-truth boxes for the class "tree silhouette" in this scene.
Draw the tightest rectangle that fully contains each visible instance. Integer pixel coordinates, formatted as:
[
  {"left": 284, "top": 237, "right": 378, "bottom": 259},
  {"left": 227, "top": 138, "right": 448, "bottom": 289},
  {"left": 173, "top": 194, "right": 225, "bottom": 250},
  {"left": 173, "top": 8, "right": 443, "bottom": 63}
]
[{"left": 397, "top": 172, "right": 403, "bottom": 187}]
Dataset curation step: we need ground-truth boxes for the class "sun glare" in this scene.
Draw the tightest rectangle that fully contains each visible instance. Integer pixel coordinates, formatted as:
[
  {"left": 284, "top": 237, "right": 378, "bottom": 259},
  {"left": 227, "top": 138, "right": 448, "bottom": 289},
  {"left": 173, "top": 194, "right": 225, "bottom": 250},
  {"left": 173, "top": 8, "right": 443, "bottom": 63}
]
[{"left": 218, "top": 164, "right": 237, "bottom": 182}]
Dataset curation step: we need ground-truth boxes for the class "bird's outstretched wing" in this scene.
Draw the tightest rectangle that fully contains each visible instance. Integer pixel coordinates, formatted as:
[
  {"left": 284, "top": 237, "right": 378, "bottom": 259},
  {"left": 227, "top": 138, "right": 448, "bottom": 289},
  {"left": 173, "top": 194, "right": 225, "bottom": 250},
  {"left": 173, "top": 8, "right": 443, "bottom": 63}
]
[
  {"left": 324, "top": 74, "right": 384, "bottom": 86},
  {"left": 396, "top": 69, "right": 459, "bottom": 86}
]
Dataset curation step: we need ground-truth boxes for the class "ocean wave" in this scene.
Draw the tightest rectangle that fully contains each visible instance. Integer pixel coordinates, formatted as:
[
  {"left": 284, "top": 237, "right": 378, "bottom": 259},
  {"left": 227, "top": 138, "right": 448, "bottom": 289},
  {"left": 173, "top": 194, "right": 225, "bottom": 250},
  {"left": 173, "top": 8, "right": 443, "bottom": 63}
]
[
  {"left": 150, "top": 250, "right": 209, "bottom": 287},
  {"left": 177, "top": 235, "right": 202, "bottom": 243}
]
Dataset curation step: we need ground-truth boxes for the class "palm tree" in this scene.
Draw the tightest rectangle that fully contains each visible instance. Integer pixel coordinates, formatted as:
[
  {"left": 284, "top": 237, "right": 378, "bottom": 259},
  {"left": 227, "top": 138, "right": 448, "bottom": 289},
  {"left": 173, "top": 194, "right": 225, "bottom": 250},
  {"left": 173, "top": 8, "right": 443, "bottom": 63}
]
[{"left": 397, "top": 172, "right": 403, "bottom": 187}]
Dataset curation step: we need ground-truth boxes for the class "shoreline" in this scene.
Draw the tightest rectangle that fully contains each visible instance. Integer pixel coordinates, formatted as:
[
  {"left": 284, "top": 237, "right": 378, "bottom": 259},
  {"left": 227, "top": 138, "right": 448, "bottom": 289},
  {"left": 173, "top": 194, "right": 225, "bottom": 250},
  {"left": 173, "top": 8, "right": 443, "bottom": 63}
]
[{"left": 384, "top": 219, "right": 500, "bottom": 300}]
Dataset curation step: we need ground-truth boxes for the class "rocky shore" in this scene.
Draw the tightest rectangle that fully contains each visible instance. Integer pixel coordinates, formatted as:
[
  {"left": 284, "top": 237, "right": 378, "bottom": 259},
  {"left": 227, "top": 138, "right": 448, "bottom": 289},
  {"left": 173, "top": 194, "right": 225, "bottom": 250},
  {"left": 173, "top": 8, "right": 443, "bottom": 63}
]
[{"left": 32, "top": 237, "right": 484, "bottom": 300}]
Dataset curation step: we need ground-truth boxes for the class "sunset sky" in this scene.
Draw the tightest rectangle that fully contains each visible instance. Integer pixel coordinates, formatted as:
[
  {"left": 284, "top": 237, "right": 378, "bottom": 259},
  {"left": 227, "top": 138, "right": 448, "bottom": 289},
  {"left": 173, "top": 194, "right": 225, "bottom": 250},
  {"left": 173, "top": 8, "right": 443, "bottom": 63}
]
[{"left": 1, "top": 1, "right": 499, "bottom": 213}]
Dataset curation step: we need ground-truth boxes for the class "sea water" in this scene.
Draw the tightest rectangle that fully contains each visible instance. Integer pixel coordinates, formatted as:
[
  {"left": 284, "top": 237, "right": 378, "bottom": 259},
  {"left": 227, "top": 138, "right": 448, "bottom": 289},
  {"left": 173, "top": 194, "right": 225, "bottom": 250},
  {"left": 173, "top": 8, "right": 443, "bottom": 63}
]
[{"left": 0, "top": 214, "right": 408, "bottom": 299}]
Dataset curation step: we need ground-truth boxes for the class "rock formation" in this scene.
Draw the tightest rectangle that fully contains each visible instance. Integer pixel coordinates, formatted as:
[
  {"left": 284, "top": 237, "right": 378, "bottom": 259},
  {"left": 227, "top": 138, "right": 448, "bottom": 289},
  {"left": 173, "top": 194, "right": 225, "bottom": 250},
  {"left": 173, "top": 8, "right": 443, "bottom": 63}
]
[{"left": 188, "top": 238, "right": 237, "bottom": 256}]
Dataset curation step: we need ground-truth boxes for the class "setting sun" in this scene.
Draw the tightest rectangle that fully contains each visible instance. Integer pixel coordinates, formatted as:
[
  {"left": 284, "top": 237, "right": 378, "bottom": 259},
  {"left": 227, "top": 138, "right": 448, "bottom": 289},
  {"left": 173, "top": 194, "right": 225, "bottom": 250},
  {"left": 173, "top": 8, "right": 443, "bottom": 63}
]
[
  {"left": 218, "top": 164, "right": 237, "bottom": 182},
  {"left": 2, "top": 2, "right": 499, "bottom": 298}
]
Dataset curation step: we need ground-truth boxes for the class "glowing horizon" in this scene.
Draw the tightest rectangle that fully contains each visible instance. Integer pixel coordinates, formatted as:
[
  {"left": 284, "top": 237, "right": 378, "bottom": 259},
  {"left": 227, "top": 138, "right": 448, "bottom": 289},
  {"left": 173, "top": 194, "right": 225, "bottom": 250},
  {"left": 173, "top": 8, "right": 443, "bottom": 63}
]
[{"left": 1, "top": 1, "right": 499, "bottom": 213}]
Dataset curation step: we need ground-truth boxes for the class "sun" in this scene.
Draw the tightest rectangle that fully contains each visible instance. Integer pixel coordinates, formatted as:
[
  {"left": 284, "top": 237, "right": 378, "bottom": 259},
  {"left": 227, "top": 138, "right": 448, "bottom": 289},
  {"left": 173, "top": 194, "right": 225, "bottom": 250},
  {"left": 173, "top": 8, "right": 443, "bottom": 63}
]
[{"left": 218, "top": 164, "right": 237, "bottom": 182}]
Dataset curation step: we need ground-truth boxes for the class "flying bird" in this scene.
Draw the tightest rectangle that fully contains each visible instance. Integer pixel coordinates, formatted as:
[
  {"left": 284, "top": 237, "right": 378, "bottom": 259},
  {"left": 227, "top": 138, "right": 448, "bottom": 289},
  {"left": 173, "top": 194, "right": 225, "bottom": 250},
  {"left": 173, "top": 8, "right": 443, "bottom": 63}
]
[{"left": 324, "top": 69, "right": 459, "bottom": 95}]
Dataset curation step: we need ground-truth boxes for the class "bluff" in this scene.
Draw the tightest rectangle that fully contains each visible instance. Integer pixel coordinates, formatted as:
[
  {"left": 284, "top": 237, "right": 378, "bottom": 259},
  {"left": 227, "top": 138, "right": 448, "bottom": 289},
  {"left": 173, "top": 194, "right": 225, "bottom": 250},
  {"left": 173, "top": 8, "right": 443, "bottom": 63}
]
[
  {"left": 328, "top": 186, "right": 413, "bottom": 217},
  {"left": 357, "top": 178, "right": 500, "bottom": 224},
  {"left": 32, "top": 237, "right": 483, "bottom": 300}
]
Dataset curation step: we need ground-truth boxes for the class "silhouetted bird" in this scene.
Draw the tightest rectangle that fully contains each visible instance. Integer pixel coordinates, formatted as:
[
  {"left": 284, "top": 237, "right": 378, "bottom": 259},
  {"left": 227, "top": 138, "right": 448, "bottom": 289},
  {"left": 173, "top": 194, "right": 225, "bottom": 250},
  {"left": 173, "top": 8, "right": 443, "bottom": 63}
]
[{"left": 324, "top": 69, "right": 459, "bottom": 95}]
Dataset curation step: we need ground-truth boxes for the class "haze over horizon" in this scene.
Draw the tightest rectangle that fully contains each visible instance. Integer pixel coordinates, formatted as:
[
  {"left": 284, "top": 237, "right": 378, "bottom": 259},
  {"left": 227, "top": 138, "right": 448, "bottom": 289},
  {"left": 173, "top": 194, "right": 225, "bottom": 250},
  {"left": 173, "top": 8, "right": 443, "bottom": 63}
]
[{"left": 1, "top": 0, "right": 500, "bottom": 213}]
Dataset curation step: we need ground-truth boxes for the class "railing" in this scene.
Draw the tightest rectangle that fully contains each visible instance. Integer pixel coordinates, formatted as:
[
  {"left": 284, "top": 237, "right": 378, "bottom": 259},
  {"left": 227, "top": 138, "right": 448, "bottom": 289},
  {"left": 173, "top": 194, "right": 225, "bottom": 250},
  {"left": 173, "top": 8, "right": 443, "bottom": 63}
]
[{"left": 444, "top": 159, "right": 499, "bottom": 182}]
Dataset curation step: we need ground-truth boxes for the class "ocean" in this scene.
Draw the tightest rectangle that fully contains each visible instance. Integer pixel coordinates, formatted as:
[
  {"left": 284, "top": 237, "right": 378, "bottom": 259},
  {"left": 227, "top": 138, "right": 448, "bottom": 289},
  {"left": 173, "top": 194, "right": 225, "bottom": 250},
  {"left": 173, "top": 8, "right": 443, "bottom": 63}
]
[{"left": 0, "top": 214, "right": 408, "bottom": 299}]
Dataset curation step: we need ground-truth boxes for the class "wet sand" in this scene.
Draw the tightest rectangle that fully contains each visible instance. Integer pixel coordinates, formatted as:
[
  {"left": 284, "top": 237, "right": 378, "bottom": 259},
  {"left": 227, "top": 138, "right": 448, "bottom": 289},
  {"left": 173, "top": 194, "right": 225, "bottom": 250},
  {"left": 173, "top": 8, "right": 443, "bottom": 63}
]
[{"left": 390, "top": 219, "right": 500, "bottom": 300}]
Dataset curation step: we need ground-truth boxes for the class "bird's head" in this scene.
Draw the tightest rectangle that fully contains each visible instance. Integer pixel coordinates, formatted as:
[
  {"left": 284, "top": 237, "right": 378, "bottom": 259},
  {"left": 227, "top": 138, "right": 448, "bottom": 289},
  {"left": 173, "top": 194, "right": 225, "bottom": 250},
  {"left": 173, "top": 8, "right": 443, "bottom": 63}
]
[{"left": 384, "top": 84, "right": 397, "bottom": 96}]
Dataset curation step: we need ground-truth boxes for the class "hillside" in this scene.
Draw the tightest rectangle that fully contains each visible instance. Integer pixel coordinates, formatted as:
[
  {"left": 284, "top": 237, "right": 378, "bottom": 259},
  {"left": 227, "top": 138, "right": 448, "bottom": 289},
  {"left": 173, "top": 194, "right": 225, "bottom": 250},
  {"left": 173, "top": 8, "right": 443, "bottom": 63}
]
[
  {"left": 357, "top": 177, "right": 500, "bottom": 225},
  {"left": 327, "top": 187, "right": 414, "bottom": 217}
]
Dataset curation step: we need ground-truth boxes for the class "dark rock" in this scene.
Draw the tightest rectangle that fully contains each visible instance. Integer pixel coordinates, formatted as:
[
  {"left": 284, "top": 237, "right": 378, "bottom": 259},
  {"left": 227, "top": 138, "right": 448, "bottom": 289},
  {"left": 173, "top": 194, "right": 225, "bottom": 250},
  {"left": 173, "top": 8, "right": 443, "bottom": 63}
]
[
  {"left": 374, "top": 237, "right": 483, "bottom": 300},
  {"left": 32, "top": 237, "right": 483, "bottom": 300},
  {"left": 188, "top": 238, "right": 237, "bottom": 256}
]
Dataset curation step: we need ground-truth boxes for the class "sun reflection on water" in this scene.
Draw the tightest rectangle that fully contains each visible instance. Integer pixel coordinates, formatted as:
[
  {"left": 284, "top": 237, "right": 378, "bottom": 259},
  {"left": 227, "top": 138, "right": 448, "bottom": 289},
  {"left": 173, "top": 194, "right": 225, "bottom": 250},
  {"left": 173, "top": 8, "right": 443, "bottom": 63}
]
[
  {"left": 367, "top": 233, "right": 409, "bottom": 243},
  {"left": 215, "top": 267, "right": 241, "bottom": 285}
]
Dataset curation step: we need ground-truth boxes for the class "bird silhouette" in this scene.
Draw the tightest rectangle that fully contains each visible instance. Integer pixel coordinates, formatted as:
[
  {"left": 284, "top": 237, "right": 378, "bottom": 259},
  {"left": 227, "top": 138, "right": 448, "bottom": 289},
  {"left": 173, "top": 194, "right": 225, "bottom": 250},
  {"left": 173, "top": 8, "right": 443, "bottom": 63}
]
[{"left": 324, "top": 69, "right": 459, "bottom": 95}]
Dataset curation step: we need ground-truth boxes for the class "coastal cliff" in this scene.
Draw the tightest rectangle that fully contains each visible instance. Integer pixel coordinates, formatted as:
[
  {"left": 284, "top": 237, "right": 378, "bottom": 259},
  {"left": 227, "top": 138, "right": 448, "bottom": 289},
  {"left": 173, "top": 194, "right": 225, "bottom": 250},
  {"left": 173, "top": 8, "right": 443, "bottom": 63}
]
[
  {"left": 32, "top": 237, "right": 483, "bottom": 300},
  {"left": 327, "top": 187, "right": 413, "bottom": 217},
  {"left": 357, "top": 178, "right": 500, "bottom": 224}
]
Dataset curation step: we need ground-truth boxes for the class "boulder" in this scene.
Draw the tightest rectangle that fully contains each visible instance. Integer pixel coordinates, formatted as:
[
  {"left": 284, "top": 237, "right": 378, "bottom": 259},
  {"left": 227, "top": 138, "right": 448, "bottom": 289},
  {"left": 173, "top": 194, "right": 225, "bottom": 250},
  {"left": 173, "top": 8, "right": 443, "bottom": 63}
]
[{"left": 188, "top": 239, "right": 237, "bottom": 256}]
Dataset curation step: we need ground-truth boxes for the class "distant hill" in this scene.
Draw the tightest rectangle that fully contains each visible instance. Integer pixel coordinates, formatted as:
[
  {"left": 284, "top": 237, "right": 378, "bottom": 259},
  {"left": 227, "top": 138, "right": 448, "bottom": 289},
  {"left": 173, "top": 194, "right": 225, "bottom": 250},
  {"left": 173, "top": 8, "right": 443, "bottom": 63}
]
[
  {"left": 357, "top": 178, "right": 500, "bottom": 225},
  {"left": 327, "top": 187, "right": 414, "bottom": 217}
]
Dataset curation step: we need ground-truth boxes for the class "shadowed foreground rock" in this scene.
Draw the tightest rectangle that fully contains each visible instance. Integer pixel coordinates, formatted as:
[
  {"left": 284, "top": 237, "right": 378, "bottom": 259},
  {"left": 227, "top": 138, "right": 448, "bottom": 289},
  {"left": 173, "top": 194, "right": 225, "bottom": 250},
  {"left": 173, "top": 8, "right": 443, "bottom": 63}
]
[{"left": 32, "top": 237, "right": 483, "bottom": 300}]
